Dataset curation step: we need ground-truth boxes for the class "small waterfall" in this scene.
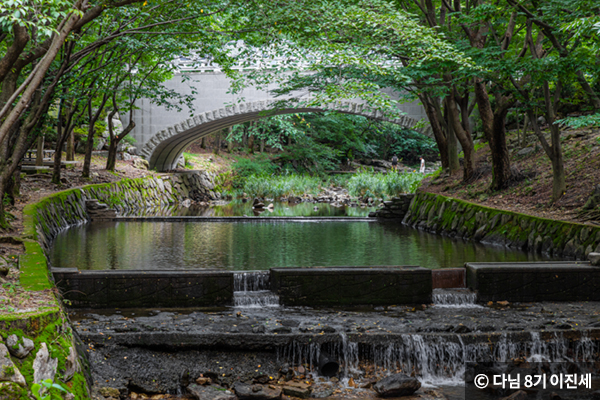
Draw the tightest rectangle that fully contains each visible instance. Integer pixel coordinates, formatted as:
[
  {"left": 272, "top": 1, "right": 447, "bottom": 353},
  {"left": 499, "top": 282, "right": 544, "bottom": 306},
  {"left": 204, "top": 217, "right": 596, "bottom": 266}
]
[
  {"left": 234, "top": 271, "right": 270, "bottom": 291},
  {"left": 432, "top": 288, "right": 480, "bottom": 308},
  {"left": 233, "top": 271, "right": 279, "bottom": 308},
  {"left": 277, "top": 332, "right": 598, "bottom": 386}
]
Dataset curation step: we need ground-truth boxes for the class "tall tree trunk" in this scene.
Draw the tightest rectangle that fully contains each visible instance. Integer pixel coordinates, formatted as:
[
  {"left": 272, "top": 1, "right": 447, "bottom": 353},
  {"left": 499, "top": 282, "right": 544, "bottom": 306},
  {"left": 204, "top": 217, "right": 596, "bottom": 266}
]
[
  {"left": 66, "top": 128, "right": 74, "bottom": 161},
  {"left": 106, "top": 139, "right": 118, "bottom": 171},
  {"left": 447, "top": 90, "right": 475, "bottom": 181},
  {"left": 474, "top": 80, "right": 512, "bottom": 190},
  {"left": 260, "top": 138, "right": 265, "bottom": 153}
]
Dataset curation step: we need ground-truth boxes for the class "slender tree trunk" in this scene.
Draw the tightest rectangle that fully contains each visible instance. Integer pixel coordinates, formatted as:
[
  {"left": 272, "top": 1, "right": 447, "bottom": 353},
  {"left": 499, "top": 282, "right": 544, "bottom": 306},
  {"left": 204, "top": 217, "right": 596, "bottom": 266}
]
[
  {"left": 35, "top": 134, "right": 44, "bottom": 166},
  {"left": 260, "top": 138, "right": 265, "bottom": 153},
  {"left": 0, "top": 177, "right": 7, "bottom": 229},
  {"left": 446, "top": 124, "right": 460, "bottom": 173},
  {"left": 421, "top": 94, "right": 449, "bottom": 172},
  {"left": 227, "top": 127, "right": 233, "bottom": 153},
  {"left": 248, "top": 132, "right": 255, "bottom": 154},
  {"left": 200, "top": 137, "right": 205, "bottom": 149},
  {"left": 106, "top": 139, "right": 118, "bottom": 171},
  {"left": 66, "top": 129, "right": 74, "bottom": 161},
  {"left": 447, "top": 90, "right": 475, "bottom": 181},
  {"left": 82, "top": 123, "right": 95, "bottom": 178},
  {"left": 550, "top": 141, "right": 565, "bottom": 201}
]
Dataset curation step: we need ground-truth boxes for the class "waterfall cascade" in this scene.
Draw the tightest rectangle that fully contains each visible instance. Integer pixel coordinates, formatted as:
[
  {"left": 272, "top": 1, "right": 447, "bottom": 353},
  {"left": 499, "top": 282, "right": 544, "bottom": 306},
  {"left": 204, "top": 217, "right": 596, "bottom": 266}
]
[{"left": 233, "top": 271, "right": 280, "bottom": 308}]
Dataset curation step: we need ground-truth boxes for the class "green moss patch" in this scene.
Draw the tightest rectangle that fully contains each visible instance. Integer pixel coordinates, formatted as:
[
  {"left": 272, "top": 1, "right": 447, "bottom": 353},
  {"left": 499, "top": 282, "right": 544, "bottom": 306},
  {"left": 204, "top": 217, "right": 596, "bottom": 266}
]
[{"left": 19, "top": 241, "right": 52, "bottom": 291}]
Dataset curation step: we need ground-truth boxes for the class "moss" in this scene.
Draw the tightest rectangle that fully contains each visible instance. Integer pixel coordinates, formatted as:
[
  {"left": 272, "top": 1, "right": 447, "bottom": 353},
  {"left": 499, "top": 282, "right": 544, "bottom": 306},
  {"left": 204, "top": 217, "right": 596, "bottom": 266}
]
[{"left": 19, "top": 241, "right": 52, "bottom": 291}]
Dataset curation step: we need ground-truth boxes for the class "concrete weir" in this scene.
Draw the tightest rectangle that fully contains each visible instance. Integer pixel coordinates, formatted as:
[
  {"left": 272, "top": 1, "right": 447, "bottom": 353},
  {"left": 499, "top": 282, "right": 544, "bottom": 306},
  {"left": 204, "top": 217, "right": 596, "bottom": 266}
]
[
  {"left": 53, "top": 266, "right": 433, "bottom": 308},
  {"left": 466, "top": 261, "right": 600, "bottom": 302},
  {"left": 271, "top": 266, "right": 432, "bottom": 306}
]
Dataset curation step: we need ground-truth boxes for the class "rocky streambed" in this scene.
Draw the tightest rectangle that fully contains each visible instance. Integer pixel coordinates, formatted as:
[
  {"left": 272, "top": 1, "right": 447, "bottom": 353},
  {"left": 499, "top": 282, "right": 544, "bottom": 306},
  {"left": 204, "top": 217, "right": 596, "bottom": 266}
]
[{"left": 74, "top": 297, "right": 600, "bottom": 400}]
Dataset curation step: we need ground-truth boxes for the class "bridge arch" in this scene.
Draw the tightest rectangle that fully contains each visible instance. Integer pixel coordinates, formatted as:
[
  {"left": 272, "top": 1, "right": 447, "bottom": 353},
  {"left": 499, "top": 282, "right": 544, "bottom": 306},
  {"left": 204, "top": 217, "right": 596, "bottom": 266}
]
[{"left": 140, "top": 100, "right": 432, "bottom": 171}]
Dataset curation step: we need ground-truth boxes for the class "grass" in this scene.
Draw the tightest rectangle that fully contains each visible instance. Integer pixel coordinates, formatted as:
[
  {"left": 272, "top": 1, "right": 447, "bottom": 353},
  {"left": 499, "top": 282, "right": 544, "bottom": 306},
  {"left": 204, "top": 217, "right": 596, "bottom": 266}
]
[
  {"left": 225, "top": 170, "right": 427, "bottom": 199},
  {"left": 347, "top": 171, "right": 427, "bottom": 199},
  {"left": 228, "top": 174, "right": 323, "bottom": 198}
]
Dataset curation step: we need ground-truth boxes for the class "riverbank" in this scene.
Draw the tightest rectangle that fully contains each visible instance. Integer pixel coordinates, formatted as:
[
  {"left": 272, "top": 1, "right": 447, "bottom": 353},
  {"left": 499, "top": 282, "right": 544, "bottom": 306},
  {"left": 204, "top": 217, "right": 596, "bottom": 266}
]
[{"left": 422, "top": 127, "right": 600, "bottom": 225}]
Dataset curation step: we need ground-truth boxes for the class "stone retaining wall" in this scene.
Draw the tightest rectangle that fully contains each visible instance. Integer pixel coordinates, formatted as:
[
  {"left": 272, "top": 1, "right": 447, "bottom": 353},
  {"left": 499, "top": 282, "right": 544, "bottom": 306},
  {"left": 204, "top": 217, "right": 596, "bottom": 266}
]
[
  {"left": 403, "top": 192, "right": 600, "bottom": 260},
  {"left": 370, "top": 194, "right": 414, "bottom": 219},
  {"left": 25, "top": 171, "right": 216, "bottom": 253}
]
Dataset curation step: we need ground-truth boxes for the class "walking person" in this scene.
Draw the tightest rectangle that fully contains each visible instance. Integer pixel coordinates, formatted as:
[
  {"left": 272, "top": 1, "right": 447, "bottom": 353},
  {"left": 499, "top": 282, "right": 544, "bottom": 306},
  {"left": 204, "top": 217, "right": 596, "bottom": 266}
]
[
  {"left": 391, "top": 155, "right": 399, "bottom": 172},
  {"left": 419, "top": 157, "right": 425, "bottom": 174}
]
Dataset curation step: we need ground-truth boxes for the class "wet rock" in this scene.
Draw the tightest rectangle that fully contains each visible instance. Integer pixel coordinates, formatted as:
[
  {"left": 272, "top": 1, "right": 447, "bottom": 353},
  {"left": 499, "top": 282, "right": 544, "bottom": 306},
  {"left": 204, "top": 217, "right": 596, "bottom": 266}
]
[
  {"left": 501, "top": 390, "right": 527, "bottom": 400},
  {"left": 187, "top": 383, "right": 237, "bottom": 400},
  {"left": 233, "top": 382, "right": 281, "bottom": 400},
  {"left": 282, "top": 382, "right": 311, "bottom": 398},
  {"left": 373, "top": 373, "right": 421, "bottom": 397},
  {"left": 0, "top": 344, "right": 26, "bottom": 386},
  {"left": 196, "top": 377, "right": 212, "bottom": 385},
  {"left": 33, "top": 343, "right": 58, "bottom": 384},
  {"left": 311, "top": 384, "right": 334, "bottom": 398},
  {"left": 6, "top": 334, "right": 34, "bottom": 359},
  {"left": 98, "top": 387, "right": 121, "bottom": 398}
]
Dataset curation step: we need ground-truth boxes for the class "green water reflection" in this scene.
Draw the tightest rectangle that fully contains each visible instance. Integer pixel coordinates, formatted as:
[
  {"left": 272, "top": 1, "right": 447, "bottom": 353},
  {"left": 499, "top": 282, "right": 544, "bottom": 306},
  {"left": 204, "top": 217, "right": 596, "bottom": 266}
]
[
  {"left": 127, "top": 201, "right": 377, "bottom": 217},
  {"left": 50, "top": 221, "right": 554, "bottom": 271}
]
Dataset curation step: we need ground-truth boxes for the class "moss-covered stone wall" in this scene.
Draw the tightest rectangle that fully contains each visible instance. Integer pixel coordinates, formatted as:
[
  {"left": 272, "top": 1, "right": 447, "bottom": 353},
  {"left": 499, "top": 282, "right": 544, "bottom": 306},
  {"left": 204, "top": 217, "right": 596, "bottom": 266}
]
[
  {"left": 403, "top": 192, "right": 600, "bottom": 260},
  {"left": 23, "top": 172, "right": 215, "bottom": 253},
  {"left": 6, "top": 171, "right": 216, "bottom": 399}
]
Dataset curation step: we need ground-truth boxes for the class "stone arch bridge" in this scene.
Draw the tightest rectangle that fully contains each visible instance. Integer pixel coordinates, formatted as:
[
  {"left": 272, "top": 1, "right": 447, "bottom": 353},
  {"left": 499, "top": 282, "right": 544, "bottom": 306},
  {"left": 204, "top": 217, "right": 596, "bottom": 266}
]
[{"left": 127, "top": 71, "right": 431, "bottom": 171}]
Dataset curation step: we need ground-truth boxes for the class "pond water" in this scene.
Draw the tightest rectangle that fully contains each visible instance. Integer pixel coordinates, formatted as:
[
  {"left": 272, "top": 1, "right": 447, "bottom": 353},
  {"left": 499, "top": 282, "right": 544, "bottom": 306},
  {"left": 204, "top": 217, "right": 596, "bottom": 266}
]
[
  {"left": 124, "top": 200, "right": 377, "bottom": 217},
  {"left": 50, "top": 220, "right": 554, "bottom": 271}
]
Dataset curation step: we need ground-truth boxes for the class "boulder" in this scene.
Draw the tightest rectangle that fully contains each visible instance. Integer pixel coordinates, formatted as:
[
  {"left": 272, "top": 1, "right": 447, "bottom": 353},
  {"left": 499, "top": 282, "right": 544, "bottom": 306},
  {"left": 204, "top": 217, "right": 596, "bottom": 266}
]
[
  {"left": 0, "top": 344, "right": 26, "bottom": 386},
  {"left": 590, "top": 252, "right": 600, "bottom": 267},
  {"left": 282, "top": 381, "right": 311, "bottom": 398},
  {"left": 133, "top": 157, "right": 149, "bottom": 170},
  {"left": 33, "top": 343, "right": 58, "bottom": 384},
  {"left": 233, "top": 382, "right": 281, "bottom": 400},
  {"left": 373, "top": 373, "right": 421, "bottom": 398},
  {"left": 582, "top": 184, "right": 600, "bottom": 211},
  {"left": 187, "top": 383, "right": 237, "bottom": 400},
  {"left": 5, "top": 335, "right": 34, "bottom": 359}
]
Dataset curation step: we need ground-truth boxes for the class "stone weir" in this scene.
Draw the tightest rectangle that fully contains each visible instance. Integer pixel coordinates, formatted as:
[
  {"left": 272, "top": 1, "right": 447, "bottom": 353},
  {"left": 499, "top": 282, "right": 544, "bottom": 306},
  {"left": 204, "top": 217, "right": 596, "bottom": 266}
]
[
  {"left": 403, "top": 192, "right": 600, "bottom": 260},
  {"left": 53, "top": 266, "right": 433, "bottom": 308}
]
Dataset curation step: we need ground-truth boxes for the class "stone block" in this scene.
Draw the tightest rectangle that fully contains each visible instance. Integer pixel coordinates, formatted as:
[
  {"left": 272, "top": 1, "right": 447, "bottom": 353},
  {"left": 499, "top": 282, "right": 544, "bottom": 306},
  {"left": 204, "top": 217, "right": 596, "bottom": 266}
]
[
  {"left": 466, "top": 262, "right": 600, "bottom": 302},
  {"left": 271, "top": 266, "right": 431, "bottom": 306},
  {"left": 590, "top": 252, "right": 600, "bottom": 266},
  {"left": 52, "top": 269, "right": 233, "bottom": 308}
]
